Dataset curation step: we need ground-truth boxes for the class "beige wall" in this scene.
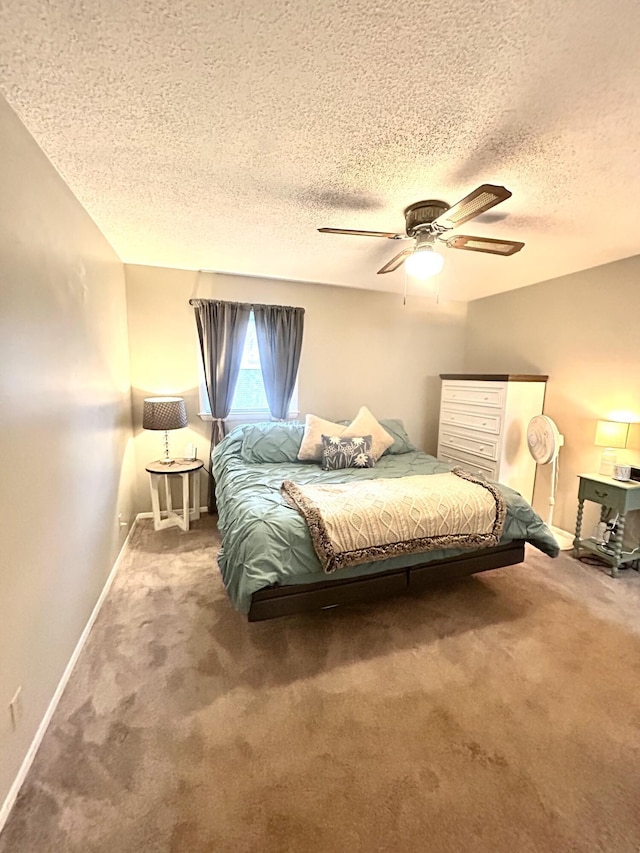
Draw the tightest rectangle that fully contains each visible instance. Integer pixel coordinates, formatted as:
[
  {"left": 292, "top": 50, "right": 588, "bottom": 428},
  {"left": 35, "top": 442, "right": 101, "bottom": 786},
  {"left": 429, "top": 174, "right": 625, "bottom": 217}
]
[
  {"left": 0, "top": 96, "right": 135, "bottom": 808},
  {"left": 464, "top": 255, "right": 640, "bottom": 535},
  {"left": 125, "top": 265, "right": 468, "bottom": 512}
]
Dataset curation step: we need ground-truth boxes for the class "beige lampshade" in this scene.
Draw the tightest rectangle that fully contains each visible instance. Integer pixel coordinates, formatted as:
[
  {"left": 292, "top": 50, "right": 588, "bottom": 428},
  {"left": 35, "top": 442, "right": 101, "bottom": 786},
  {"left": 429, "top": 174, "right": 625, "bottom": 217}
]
[{"left": 594, "top": 420, "right": 630, "bottom": 449}]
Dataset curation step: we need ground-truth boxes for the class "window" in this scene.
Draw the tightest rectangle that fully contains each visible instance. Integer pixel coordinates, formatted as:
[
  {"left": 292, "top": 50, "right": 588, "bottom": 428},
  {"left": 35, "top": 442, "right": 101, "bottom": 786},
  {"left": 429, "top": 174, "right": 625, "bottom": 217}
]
[{"left": 198, "top": 312, "right": 298, "bottom": 419}]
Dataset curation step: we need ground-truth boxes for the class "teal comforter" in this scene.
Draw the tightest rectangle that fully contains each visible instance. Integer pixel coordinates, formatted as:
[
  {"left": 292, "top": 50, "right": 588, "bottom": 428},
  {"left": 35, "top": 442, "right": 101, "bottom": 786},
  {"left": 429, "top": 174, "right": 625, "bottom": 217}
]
[{"left": 212, "top": 425, "right": 559, "bottom": 613}]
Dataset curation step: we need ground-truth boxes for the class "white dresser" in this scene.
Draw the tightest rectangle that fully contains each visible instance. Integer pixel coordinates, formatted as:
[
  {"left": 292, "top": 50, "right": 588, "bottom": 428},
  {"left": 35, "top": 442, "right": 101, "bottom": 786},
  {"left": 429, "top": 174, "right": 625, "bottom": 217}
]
[{"left": 437, "top": 374, "right": 547, "bottom": 503}]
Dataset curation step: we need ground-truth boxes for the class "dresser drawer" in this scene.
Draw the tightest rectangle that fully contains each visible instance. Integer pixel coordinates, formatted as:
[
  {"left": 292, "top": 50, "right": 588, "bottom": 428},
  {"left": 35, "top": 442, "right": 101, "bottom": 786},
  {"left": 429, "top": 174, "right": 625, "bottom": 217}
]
[
  {"left": 439, "top": 429, "right": 499, "bottom": 462},
  {"left": 440, "top": 408, "right": 501, "bottom": 435},
  {"left": 439, "top": 450, "right": 498, "bottom": 481},
  {"left": 442, "top": 381, "right": 505, "bottom": 409}
]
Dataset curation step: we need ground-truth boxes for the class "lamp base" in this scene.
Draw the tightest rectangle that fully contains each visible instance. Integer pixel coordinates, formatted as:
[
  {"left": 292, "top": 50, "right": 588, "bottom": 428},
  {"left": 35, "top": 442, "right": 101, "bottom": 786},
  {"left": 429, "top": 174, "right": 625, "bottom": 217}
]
[
  {"left": 599, "top": 449, "right": 617, "bottom": 476},
  {"left": 157, "top": 429, "right": 175, "bottom": 465}
]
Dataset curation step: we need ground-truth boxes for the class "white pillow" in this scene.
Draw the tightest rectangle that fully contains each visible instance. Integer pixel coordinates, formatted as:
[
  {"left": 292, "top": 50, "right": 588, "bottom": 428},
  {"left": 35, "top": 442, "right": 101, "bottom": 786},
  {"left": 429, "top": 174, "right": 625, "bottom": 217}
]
[
  {"left": 342, "top": 406, "right": 393, "bottom": 461},
  {"left": 297, "top": 414, "right": 346, "bottom": 461}
]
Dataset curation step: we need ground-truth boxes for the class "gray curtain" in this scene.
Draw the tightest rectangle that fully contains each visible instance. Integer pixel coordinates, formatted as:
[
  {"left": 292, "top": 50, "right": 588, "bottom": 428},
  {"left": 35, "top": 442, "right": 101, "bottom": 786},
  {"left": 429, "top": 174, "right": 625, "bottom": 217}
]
[
  {"left": 253, "top": 304, "right": 305, "bottom": 420},
  {"left": 191, "top": 298, "right": 251, "bottom": 512}
]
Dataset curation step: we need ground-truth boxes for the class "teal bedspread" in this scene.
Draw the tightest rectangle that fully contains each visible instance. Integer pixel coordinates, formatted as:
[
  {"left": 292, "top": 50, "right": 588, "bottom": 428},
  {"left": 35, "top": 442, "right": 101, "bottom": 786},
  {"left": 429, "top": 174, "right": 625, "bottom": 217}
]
[{"left": 212, "top": 425, "right": 559, "bottom": 613}]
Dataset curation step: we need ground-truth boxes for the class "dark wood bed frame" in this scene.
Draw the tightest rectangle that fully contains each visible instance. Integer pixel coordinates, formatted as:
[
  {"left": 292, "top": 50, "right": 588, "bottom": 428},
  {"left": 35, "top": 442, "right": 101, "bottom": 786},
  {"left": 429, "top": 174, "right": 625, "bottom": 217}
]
[{"left": 247, "top": 539, "right": 525, "bottom": 621}]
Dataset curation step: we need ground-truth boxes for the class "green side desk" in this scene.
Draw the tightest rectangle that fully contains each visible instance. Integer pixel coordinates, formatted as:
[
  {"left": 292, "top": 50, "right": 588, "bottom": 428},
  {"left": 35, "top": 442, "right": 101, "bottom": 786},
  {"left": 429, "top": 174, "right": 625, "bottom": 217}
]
[{"left": 574, "top": 473, "right": 640, "bottom": 577}]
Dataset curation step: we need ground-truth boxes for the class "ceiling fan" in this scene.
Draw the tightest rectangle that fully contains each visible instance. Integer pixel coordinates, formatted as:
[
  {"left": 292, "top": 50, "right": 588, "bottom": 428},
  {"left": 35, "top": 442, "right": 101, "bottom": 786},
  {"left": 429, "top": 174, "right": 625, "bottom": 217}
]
[{"left": 318, "top": 184, "right": 524, "bottom": 277}]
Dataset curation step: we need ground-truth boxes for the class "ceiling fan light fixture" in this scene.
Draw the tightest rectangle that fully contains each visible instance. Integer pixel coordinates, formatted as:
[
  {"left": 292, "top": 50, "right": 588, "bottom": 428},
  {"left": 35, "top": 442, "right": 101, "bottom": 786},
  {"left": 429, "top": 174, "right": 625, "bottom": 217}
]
[{"left": 405, "top": 244, "right": 444, "bottom": 279}]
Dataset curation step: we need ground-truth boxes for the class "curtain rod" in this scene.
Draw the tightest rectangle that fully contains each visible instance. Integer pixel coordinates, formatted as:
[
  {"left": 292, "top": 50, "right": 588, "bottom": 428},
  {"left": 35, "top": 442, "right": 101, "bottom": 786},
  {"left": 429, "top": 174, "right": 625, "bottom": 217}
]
[{"left": 189, "top": 298, "right": 304, "bottom": 312}]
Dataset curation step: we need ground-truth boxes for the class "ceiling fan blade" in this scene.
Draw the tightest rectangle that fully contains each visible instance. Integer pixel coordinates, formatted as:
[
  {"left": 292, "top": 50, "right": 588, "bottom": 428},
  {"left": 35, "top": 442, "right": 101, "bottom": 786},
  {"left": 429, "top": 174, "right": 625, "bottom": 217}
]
[
  {"left": 433, "top": 185, "right": 512, "bottom": 229},
  {"left": 318, "top": 227, "right": 405, "bottom": 239},
  {"left": 445, "top": 235, "right": 524, "bottom": 256},
  {"left": 377, "top": 248, "right": 413, "bottom": 274}
]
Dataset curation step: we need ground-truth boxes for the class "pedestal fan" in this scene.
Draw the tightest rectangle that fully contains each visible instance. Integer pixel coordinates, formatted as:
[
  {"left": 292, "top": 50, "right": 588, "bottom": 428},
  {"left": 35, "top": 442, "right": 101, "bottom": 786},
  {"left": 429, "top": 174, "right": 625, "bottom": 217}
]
[{"left": 527, "top": 415, "right": 574, "bottom": 550}]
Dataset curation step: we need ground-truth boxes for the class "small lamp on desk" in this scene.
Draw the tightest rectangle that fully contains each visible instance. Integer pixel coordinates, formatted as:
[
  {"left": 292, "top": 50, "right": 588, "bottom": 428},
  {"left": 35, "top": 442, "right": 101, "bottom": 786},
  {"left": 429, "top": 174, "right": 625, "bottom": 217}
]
[
  {"left": 595, "top": 420, "right": 630, "bottom": 476},
  {"left": 143, "top": 397, "right": 188, "bottom": 464}
]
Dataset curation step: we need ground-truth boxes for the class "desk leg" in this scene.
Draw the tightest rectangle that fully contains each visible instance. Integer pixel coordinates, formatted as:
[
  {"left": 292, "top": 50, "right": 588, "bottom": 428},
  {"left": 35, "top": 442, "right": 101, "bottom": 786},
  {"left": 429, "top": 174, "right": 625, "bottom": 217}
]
[
  {"left": 180, "top": 472, "right": 190, "bottom": 532},
  {"left": 573, "top": 498, "right": 584, "bottom": 556},
  {"left": 165, "top": 477, "right": 173, "bottom": 514},
  {"left": 192, "top": 470, "right": 201, "bottom": 521},
  {"left": 149, "top": 473, "right": 162, "bottom": 531},
  {"left": 611, "top": 512, "right": 625, "bottom": 578}
]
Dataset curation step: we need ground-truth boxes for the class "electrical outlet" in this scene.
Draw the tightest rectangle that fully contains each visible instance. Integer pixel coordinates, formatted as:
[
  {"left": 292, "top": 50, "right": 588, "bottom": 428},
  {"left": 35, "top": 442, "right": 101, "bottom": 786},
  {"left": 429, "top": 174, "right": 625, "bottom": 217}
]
[
  {"left": 9, "top": 686, "right": 23, "bottom": 730},
  {"left": 118, "top": 512, "right": 128, "bottom": 530}
]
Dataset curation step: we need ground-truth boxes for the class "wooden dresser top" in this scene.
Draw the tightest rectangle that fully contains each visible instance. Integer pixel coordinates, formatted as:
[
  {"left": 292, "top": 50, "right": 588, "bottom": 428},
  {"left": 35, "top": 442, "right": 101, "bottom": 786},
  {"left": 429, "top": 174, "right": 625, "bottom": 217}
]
[{"left": 439, "top": 374, "right": 548, "bottom": 382}]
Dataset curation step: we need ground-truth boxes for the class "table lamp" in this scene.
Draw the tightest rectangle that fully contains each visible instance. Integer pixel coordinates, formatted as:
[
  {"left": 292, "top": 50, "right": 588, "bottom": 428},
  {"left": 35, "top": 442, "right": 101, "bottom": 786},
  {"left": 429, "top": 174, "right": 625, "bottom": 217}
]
[
  {"left": 143, "top": 397, "right": 188, "bottom": 464},
  {"left": 594, "top": 420, "right": 630, "bottom": 476}
]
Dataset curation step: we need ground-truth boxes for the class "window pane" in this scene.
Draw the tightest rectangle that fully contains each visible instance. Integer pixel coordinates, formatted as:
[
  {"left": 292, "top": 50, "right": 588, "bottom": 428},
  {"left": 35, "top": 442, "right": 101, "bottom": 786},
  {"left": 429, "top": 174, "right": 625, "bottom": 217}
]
[
  {"left": 240, "top": 314, "right": 261, "bottom": 370},
  {"left": 232, "top": 367, "right": 269, "bottom": 411},
  {"left": 231, "top": 315, "right": 269, "bottom": 411}
]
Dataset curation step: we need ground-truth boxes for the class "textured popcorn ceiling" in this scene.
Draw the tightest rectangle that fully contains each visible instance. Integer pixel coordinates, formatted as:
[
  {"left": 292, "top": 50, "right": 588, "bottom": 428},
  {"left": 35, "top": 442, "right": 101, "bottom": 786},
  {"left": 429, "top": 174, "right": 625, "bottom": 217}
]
[{"left": 1, "top": 0, "right": 640, "bottom": 301}]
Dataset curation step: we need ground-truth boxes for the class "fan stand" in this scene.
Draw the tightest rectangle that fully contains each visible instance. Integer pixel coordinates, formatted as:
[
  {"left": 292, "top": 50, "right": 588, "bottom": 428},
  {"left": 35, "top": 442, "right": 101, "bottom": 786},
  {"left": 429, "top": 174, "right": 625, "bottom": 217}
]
[{"left": 547, "top": 454, "right": 574, "bottom": 550}]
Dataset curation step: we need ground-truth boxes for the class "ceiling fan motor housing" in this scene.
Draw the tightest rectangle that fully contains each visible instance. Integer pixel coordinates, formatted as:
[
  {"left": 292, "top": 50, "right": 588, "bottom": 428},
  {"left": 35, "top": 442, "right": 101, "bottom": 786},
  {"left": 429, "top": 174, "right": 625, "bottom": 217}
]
[{"left": 404, "top": 200, "right": 449, "bottom": 236}]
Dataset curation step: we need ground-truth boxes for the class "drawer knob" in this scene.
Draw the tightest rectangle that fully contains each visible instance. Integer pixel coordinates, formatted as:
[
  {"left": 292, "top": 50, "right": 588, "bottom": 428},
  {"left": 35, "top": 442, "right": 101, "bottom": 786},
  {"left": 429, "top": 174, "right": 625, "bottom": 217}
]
[
  {"left": 484, "top": 396, "right": 488, "bottom": 400},
  {"left": 479, "top": 446, "right": 485, "bottom": 451},
  {"left": 594, "top": 489, "right": 608, "bottom": 498},
  {"left": 482, "top": 421, "right": 487, "bottom": 426}
]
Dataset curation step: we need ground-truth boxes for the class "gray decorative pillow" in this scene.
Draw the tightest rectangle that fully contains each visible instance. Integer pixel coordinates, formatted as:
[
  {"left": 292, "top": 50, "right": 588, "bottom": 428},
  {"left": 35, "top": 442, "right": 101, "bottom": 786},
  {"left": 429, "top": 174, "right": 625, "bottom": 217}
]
[{"left": 321, "top": 435, "right": 375, "bottom": 471}]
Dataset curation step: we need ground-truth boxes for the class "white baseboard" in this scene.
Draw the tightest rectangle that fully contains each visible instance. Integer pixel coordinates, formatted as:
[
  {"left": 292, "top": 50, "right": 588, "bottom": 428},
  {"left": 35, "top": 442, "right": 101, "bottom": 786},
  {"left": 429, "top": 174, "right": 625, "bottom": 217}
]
[{"left": 0, "top": 518, "right": 139, "bottom": 835}]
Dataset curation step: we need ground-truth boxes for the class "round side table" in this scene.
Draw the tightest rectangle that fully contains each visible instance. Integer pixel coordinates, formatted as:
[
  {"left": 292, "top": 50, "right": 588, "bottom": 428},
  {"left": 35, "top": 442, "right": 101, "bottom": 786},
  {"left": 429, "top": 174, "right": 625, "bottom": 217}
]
[{"left": 145, "top": 458, "right": 204, "bottom": 532}]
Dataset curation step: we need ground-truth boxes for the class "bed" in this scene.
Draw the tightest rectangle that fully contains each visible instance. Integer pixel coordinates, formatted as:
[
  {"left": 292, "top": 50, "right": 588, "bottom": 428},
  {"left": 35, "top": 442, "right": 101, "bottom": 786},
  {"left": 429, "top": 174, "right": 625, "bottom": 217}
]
[{"left": 211, "top": 420, "right": 559, "bottom": 621}]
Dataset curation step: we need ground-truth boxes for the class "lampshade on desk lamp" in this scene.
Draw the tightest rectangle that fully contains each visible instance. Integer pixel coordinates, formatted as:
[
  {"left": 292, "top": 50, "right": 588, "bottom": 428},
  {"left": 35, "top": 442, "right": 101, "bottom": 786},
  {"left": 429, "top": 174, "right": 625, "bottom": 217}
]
[
  {"left": 143, "top": 397, "right": 187, "bottom": 464},
  {"left": 594, "top": 420, "right": 630, "bottom": 476}
]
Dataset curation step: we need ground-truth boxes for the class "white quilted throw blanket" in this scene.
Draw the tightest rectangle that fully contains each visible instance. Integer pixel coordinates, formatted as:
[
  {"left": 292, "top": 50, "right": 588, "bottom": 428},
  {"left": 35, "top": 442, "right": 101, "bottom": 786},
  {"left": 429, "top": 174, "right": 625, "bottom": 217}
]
[{"left": 282, "top": 469, "right": 506, "bottom": 574}]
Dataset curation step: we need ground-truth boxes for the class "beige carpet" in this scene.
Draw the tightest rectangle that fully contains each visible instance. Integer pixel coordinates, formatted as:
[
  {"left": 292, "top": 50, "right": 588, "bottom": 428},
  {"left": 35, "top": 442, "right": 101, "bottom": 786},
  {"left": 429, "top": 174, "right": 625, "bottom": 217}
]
[{"left": 2, "top": 518, "right": 640, "bottom": 853}]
